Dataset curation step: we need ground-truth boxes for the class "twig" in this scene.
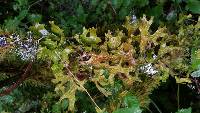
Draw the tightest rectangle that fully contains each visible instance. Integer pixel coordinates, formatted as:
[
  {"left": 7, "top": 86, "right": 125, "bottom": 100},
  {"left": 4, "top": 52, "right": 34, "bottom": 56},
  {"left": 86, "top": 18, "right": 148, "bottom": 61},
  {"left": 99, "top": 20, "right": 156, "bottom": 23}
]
[
  {"left": 143, "top": 106, "right": 153, "bottom": 113},
  {"left": 0, "top": 62, "right": 32, "bottom": 96},
  {"left": 150, "top": 99, "right": 162, "bottom": 113},
  {"left": 54, "top": 51, "right": 101, "bottom": 110},
  {"left": 28, "top": 0, "right": 42, "bottom": 10},
  {"left": 107, "top": 1, "right": 117, "bottom": 18},
  {"left": 64, "top": 62, "right": 101, "bottom": 110}
]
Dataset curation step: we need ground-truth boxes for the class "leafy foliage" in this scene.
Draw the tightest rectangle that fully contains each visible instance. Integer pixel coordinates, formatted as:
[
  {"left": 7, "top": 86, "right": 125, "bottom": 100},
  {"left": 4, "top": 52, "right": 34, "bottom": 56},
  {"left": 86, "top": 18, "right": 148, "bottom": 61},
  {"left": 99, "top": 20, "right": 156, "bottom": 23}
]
[
  {"left": 113, "top": 94, "right": 142, "bottom": 113},
  {"left": 176, "top": 107, "right": 192, "bottom": 113},
  {"left": 1, "top": 0, "right": 199, "bottom": 35},
  {"left": 0, "top": 0, "right": 200, "bottom": 112},
  {"left": 186, "top": 0, "right": 200, "bottom": 14},
  {"left": 32, "top": 15, "right": 195, "bottom": 112}
]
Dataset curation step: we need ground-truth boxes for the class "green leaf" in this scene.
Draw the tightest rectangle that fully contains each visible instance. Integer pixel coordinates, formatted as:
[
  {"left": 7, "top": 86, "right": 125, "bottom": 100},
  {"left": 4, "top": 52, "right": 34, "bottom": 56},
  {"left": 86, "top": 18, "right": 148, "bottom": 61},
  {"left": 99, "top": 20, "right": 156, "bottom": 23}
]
[
  {"left": 0, "top": 95, "right": 14, "bottom": 104},
  {"left": 4, "top": 18, "right": 20, "bottom": 31},
  {"left": 175, "top": 76, "right": 191, "bottom": 84},
  {"left": 52, "top": 103, "right": 61, "bottom": 113},
  {"left": 122, "top": 0, "right": 132, "bottom": 7},
  {"left": 106, "top": 30, "right": 123, "bottom": 49},
  {"left": 13, "top": 0, "right": 28, "bottom": 10},
  {"left": 76, "top": 4, "right": 87, "bottom": 23},
  {"left": 133, "top": 0, "right": 149, "bottom": 7},
  {"left": 176, "top": 107, "right": 192, "bottom": 113},
  {"left": 191, "top": 70, "right": 200, "bottom": 77},
  {"left": 119, "top": 8, "right": 129, "bottom": 20},
  {"left": 61, "top": 99, "right": 68, "bottom": 110},
  {"left": 49, "top": 21, "right": 64, "bottom": 36},
  {"left": 51, "top": 63, "right": 64, "bottom": 73},
  {"left": 28, "top": 14, "right": 42, "bottom": 23},
  {"left": 0, "top": 103, "right": 2, "bottom": 112},
  {"left": 166, "top": 10, "right": 177, "bottom": 21},
  {"left": 113, "top": 95, "right": 142, "bottom": 113},
  {"left": 191, "top": 48, "right": 200, "bottom": 70},
  {"left": 124, "top": 95, "right": 140, "bottom": 108},
  {"left": 103, "top": 69, "right": 109, "bottom": 79},
  {"left": 91, "top": 0, "right": 98, "bottom": 7},
  {"left": 186, "top": 0, "right": 200, "bottom": 14},
  {"left": 17, "top": 10, "right": 28, "bottom": 20},
  {"left": 37, "top": 47, "right": 50, "bottom": 60},
  {"left": 148, "top": 5, "right": 163, "bottom": 18},
  {"left": 112, "top": 0, "right": 123, "bottom": 9},
  {"left": 172, "top": 0, "right": 183, "bottom": 4},
  {"left": 76, "top": 27, "right": 101, "bottom": 45},
  {"left": 29, "top": 23, "right": 46, "bottom": 36},
  {"left": 43, "top": 38, "right": 57, "bottom": 49},
  {"left": 4, "top": 9, "right": 28, "bottom": 31}
]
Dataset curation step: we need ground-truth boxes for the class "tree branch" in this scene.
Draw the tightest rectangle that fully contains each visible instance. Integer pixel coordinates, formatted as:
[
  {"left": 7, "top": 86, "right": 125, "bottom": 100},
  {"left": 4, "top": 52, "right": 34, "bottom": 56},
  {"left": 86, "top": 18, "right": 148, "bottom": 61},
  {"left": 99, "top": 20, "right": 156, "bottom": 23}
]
[{"left": 0, "top": 62, "right": 33, "bottom": 96}]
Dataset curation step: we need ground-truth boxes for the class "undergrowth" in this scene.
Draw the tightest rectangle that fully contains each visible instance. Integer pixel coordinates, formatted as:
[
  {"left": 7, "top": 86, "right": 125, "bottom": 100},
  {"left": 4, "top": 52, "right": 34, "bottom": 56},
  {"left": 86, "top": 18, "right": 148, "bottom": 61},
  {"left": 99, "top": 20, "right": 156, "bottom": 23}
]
[{"left": 0, "top": 14, "right": 199, "bottom": 112}]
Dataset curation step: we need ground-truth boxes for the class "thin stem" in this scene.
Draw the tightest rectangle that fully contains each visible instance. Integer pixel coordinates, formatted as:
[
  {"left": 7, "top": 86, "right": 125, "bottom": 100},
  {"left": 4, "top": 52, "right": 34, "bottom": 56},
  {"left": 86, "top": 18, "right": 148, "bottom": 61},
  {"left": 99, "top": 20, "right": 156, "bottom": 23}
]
[
  {"left": 177, "top": 83, "right": 180, "bottom": 110},
  {"left": 178, "top": 4, "right": 183, "bottom": 14},
  {"left": 150, "top": 99, "right": 162, "bottom": 113},
  {"left": 65, "top": 63, "right": 101, "bottom": 110},
  {"left": 107, "top": 1, "right": 117, "bottom": 18},
  {"left": 143, "top": 106, "right": 153, "bottom": 113},
  {"left": 55, "top": 51, "right": 101, "bottom": 110},
  {"left": 28, "top": 0, "right": 42, "bottom": 10}
]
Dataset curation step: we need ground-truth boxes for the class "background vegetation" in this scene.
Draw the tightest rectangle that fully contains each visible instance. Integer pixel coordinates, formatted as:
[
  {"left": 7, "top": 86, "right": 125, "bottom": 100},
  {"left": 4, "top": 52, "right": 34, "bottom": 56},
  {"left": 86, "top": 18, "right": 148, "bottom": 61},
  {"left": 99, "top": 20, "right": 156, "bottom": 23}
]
[{"left": 0, "top": 0, "right": 200, "bottom": 113}]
